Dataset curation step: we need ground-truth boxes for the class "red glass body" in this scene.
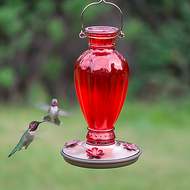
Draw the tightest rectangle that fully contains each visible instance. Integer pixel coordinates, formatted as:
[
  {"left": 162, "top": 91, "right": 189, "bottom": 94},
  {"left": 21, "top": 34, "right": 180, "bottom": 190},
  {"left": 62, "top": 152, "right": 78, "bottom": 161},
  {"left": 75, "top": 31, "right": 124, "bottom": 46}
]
[{"left": 74, "top": 26, "right": 129, "bottom": 145}]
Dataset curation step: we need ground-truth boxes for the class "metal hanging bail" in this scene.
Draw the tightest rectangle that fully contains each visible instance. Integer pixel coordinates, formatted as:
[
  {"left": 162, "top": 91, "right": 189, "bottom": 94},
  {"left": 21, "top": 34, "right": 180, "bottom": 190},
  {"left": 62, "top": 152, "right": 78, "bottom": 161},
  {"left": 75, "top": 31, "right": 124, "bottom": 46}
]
[{"left": 79, "top": 0, "right": 124, "bottom": 39}]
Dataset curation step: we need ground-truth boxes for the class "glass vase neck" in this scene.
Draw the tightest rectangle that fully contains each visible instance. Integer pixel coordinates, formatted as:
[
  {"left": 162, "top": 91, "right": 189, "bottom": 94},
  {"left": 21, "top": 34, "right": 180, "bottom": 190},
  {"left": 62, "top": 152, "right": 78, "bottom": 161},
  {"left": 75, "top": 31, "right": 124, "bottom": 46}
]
[{"left": 84, "top": 26, "right": 119, "bottom": 49}]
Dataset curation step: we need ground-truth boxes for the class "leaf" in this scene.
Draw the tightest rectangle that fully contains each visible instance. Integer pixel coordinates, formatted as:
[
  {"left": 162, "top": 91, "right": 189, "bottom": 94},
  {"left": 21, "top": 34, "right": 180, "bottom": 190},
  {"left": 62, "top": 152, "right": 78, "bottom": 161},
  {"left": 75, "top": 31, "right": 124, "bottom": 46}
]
[
  {"left": 0, "top": 67, "right": 16, "bottom": 89},
  {"left": 36, "top": 0, "right": 55, "bottom": 15},
  {"left": 0, "top": 6, "right": 24, "bottom": 36},
  {"left": 47, "top": 19, "right": 66, "bottom": 43},
  {"left": 43, "top": 56, "right": 63, "bottom": 79},
  {"left": 124, "top": 19, "right": 145, "bottom": 41}
]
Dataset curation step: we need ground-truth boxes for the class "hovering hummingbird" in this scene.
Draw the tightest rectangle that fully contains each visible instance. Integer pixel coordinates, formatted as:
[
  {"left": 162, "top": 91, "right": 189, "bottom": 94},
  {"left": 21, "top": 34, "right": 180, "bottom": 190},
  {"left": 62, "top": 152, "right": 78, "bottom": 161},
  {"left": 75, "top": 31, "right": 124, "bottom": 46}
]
[
  {"left": 8, "top": 120, "right": 48, "bottom": 158},
  {"left": 35, "top": 99, "right": 69, "bottom": 126}
]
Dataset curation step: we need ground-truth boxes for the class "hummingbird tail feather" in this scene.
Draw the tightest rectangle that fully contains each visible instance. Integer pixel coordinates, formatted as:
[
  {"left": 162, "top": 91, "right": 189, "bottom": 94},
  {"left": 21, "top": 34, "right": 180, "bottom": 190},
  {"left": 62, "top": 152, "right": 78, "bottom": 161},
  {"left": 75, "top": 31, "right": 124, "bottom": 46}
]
[
  {"left": 54, "top": 117, "right": 62, "bottom": 126},
  {"left": 8, "top": 149, "right": 19, "bottom": 157}
]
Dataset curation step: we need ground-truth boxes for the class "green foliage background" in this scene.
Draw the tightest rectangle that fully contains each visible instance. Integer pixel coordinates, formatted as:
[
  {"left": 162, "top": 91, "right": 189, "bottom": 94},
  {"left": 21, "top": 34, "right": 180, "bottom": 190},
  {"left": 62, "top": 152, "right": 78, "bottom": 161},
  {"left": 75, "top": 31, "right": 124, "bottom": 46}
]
[
  {"left": 0, "top": 0, "right": 189, "bottom": 102},
  {"left": 124, "top": 0, "right": 190, "bottom": 100}
]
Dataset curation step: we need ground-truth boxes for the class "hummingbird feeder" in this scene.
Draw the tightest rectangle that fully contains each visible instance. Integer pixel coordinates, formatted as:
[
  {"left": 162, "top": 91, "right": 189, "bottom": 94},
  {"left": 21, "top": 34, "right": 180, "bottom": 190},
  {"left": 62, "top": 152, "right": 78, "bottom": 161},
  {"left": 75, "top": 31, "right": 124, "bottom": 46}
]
[{"left": 61, "top": 0, "right": 141, "bottom": 169}]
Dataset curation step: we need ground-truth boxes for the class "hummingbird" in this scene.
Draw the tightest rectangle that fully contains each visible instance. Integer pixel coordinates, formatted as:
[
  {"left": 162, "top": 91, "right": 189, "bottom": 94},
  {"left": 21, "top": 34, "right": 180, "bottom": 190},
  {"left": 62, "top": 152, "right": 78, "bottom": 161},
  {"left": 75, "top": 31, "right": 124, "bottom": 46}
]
[
  {"left": 8, "top": 120, "right": 48, "bottom": 157},
  {"left": 35, "top": 99, "right": 69, "bottom": 126}
]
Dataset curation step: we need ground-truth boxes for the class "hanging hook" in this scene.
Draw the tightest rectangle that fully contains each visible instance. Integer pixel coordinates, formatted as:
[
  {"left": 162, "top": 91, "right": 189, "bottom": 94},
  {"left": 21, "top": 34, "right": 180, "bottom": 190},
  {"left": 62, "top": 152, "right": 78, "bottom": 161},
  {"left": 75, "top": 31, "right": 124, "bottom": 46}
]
[{"left": 79, "top": 0, "right": 124, "bottom": 39}]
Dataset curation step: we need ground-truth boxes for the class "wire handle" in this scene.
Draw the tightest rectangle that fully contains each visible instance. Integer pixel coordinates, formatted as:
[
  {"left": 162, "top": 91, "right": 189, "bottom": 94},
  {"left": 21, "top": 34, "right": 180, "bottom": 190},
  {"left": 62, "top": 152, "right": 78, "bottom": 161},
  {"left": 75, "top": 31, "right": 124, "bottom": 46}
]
[{"left": 79, "top": 0, "right": 124, "bottom": 39}]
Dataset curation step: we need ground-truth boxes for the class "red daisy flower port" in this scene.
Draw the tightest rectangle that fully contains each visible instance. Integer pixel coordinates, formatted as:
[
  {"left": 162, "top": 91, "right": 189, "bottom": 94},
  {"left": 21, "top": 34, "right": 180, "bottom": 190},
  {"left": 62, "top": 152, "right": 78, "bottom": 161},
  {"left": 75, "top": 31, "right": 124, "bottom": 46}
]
[
  {"left": 65, "top": 140, "right": 80, "bottom": 147},
  {"left": 123, "top": 142, "right": 139, "bottom": 151},
  {"left": 86, "top": 147, "right": 104, "bottom": 158}
]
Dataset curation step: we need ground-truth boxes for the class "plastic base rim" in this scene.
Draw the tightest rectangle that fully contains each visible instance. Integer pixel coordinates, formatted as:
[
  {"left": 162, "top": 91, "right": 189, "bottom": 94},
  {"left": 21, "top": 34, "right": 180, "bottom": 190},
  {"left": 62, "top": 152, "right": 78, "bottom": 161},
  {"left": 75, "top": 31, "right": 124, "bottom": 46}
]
[{"left": 61, "top": 140, "right": 141, "bottom": 169}]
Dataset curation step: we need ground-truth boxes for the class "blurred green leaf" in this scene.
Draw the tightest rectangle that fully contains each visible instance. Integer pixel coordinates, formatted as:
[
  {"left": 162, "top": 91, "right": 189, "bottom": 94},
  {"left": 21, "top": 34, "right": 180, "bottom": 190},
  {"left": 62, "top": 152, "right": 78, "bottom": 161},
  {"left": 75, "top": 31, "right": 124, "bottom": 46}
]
[
  {"left": 62, "top": 0, "right": 110, "bottom": 30},
  {"left": 62, "top": 0, "right": 89, "bottom": 18},
  {"left": 36, "top": 0, "right": 55, "bottom": 15},
  {"left": 15, "top": 31, "right": 33, "bottom": 51},
  {"left": 0, "top": 6, "right": 24, "bottom": 36},
  {"left": 0, "top": 67, "right": 16, "bottom": 89},
  {"left": 47, "top": 19, "right": 66, "bottom": 43},
  {"left": 180, "top": 1, "right": 190, "bottom": 21},
  {"left": 162, "top": 0, "right": 175, "bottom": 11},
  {"left": 124, "top": 19, "right": 145, "bottom": 41},
  {"left": 0, "top": 46, "right": 14, "bottom": 61},
  {"left": 43, "top": 56, "right": 63, "bottom": 79}
]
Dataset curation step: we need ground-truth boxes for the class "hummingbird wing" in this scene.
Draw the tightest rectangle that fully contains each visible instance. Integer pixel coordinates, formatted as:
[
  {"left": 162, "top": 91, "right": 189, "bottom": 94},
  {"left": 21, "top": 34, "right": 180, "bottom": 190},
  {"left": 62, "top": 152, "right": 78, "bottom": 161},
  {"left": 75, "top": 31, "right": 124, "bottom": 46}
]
[
  {"left": 42, "top": 115, "right": 51, "bottom": 121},
  {"left": 34, "top": 104, "right": 51, "bottom": 113},
  {"left": 8, "top": 129, "right": 30, "bottom": 157},
  {"left": 58, "top": 109, "right": 69, "bottom": 116}
]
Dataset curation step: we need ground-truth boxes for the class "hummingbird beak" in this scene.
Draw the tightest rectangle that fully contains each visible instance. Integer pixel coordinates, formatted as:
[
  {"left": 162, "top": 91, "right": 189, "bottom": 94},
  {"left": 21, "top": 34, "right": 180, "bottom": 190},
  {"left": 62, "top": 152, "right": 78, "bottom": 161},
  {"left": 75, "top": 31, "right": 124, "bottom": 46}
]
[{"left": 40, "top": 119, "right": 50, "bottom": 123}]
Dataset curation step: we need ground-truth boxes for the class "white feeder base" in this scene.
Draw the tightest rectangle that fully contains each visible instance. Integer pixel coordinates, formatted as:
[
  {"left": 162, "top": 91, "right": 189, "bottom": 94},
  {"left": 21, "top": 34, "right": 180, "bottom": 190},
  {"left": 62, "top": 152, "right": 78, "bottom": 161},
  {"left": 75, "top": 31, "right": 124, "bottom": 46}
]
[{"left": 61, "top": 140, "right": 141, "bottom": 169}]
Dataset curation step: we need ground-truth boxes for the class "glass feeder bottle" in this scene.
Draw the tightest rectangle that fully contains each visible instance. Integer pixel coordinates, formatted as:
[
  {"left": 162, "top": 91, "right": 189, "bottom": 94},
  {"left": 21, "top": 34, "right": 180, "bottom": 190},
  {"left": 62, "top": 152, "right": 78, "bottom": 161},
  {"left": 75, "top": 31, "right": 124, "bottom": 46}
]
[{"left": 74, "top": 25, "right": 129, "bottom": 145}]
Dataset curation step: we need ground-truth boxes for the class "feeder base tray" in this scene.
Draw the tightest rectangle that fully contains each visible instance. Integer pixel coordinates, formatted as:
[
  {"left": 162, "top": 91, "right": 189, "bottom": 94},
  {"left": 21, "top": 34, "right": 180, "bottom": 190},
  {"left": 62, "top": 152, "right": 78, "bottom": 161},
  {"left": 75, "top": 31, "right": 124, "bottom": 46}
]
[{"left": 61, "top": 140, "right": 141, "bottom": 169}]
